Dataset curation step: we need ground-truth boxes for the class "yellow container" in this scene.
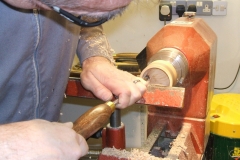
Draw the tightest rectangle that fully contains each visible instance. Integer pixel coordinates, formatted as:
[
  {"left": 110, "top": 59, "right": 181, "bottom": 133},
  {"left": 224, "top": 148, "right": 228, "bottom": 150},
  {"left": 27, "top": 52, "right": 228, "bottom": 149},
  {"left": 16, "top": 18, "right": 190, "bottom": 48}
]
[
  {"left": 210, "top": 93, "right": 240, "bottom": 138},
  {"left": 206, "top": 93, "right": 240, "bottom": 159}
]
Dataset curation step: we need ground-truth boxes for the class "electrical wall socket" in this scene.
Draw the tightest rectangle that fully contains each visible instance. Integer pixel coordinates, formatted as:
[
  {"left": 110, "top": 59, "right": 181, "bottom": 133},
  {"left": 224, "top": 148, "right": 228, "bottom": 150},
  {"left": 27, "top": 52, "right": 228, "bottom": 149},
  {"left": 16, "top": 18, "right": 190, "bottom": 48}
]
[
  {"left": 159, "top": 3, "right": 172, "bottom": 21},
  {"left": 160, "top": 0, "right": 227, "bottom": 17},
  {"left": 187, "top": 0, "right": 213, "bottom": 16},
  {"left": 212, "top": 0, "right": 227, "bottom": 15},
  {"left": 161, "top": 0, "right": 187, "bottom": 15}
]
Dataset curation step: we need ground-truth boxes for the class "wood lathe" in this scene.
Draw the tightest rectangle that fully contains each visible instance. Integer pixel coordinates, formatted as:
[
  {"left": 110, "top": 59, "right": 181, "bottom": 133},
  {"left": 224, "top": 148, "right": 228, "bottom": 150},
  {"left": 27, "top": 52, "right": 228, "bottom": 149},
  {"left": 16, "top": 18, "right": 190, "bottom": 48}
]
[{"left": 66, "top": 16, "right": 217, "bottom": 160}]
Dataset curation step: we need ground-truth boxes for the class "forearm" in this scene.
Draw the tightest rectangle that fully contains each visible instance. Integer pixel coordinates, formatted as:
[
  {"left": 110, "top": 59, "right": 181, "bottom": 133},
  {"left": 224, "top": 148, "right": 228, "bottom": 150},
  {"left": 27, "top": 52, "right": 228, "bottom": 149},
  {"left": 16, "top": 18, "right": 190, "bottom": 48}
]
[
  {"left": 77, "top": 25, "right": 115, "bottom": 66},
  {"left": 2, "top": 0, "right": 51, "bottom": 10}
]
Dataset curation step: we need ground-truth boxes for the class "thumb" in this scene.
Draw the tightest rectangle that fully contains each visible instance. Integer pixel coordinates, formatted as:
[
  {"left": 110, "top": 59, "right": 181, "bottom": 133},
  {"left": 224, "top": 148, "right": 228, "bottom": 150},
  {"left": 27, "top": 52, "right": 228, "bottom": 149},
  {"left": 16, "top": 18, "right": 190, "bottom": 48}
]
[
  {"left": 77, "top": 134, "right": 89, "bottom": 157},
  {"left": 63, "top": 122, "right": 74, "bottom": 128}
]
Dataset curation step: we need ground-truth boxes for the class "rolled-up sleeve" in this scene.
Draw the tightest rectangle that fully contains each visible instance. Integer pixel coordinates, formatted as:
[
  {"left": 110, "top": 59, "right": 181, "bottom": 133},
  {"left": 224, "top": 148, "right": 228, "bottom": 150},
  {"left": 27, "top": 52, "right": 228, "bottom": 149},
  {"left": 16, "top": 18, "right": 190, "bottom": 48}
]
[{"left": 77, "top": 25, "right": 115, "bottom": 64}]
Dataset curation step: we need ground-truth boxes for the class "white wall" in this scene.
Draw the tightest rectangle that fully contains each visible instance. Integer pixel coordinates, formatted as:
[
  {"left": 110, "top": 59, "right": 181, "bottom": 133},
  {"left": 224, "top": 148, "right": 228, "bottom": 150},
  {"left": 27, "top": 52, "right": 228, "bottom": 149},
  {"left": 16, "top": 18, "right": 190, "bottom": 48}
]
[{"left": 102, "top": 0, "right": 240, "bottom": 94}]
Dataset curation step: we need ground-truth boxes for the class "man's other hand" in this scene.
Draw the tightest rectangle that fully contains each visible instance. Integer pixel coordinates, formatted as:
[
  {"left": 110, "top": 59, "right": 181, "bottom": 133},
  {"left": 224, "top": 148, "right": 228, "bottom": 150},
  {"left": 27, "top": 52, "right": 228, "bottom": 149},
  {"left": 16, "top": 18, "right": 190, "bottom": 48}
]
[{"left": 0, "top": 119, "right": 88, "bottom": 159}]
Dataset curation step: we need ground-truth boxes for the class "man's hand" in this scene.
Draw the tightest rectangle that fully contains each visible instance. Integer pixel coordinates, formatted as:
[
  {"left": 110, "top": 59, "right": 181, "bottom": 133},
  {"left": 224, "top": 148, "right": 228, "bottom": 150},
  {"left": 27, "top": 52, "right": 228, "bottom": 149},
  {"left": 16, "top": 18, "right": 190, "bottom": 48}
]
[
  {"left": 81, "top": 56, "right": 147, "bottom": 109},
  {"left": 0, "top": 119, "right": 88, "bottom": 160}
]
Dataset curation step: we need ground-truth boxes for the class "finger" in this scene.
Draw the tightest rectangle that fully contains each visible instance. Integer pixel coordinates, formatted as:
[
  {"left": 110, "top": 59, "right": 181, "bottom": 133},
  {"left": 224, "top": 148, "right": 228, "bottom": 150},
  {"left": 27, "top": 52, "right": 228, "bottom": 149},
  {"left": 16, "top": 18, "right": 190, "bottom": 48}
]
[
  {"left": 115, "top": 84, "right": 138, "bottom": 109},
  {"left": 128, "top": 81, "right": 143, "bottom": 105},
  {"left": 116, "top": 91, "right": 131, "bottom": 109},
  {"left": 81, "top": 73, "right": 113, "bottom": 101},
  {"left": 76, "top": 134, "right": 89, "bottom": 157},
  {"left": 116, "top": 78, "right": 147, "bottom": 108},
  {"left": 133, "top": 77, "right": 147, "bottom": 93}
]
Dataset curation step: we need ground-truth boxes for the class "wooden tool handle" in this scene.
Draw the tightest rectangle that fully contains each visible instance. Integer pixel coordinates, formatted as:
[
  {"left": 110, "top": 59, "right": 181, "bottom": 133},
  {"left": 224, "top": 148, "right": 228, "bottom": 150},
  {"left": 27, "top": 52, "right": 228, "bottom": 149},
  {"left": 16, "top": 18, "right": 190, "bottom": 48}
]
[{"left": 73, "top": 101, "right": 115, "bottom": 139}]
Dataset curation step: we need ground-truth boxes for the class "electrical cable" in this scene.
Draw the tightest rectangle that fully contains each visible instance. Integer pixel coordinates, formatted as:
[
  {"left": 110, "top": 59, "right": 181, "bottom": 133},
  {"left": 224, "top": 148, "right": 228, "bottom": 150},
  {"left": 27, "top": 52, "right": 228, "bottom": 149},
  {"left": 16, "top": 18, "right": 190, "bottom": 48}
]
[
  {"left": 214, "top": 63, "right": 240, "bottom": 90},
  {"left": 51, "top": 6, "right": 108, "bottom": 27}
]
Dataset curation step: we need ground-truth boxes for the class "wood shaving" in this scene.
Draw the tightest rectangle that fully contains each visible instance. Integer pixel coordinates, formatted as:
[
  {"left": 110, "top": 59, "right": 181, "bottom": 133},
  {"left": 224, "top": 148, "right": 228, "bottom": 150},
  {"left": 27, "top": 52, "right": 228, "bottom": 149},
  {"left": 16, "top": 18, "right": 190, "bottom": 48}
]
[{"left": 101, "top": 147, "right": 160, "bottom": 160}]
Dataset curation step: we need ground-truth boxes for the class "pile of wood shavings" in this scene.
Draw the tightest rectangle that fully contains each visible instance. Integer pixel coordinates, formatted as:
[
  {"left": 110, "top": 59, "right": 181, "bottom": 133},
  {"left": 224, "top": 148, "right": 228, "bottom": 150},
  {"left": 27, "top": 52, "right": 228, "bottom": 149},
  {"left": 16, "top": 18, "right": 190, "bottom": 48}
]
[{"left": 101, "top": 147, "right": 161, "bottom": 160}]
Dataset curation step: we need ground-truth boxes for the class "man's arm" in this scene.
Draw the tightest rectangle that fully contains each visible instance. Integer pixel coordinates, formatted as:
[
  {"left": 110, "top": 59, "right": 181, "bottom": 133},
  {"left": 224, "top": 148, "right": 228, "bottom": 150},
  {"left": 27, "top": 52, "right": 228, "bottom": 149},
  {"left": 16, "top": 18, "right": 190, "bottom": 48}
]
[
  {"left": 77, "top": 25, "right": 147, "bottom": 109},
  {"left": 77, "top": 25, "right": 115, "bottom": 65},
  {"left": 0, "top": 119, "right": 88, "bottom": 159}
]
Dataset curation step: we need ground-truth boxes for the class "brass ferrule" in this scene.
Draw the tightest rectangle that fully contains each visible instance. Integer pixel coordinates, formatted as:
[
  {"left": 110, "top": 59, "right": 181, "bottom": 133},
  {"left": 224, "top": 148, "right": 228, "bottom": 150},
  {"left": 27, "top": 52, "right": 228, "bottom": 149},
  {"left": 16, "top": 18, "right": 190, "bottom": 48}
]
[{"left": 106, "top": 101, "right": 116, "bottom": 112}]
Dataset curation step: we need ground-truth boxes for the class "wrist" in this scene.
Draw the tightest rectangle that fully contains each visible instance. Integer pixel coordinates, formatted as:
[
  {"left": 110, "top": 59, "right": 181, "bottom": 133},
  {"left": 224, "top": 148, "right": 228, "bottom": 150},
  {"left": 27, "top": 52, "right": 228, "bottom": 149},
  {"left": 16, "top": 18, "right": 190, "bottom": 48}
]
[{"left": 82, "top": 56, "right": 114, "bottom": 68}]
